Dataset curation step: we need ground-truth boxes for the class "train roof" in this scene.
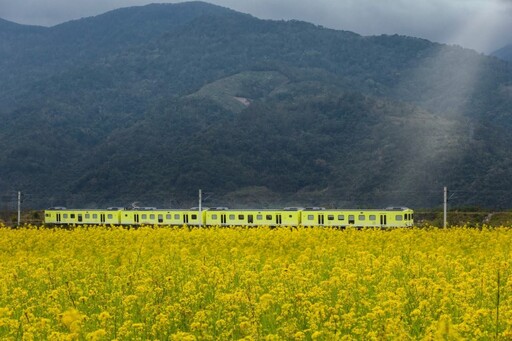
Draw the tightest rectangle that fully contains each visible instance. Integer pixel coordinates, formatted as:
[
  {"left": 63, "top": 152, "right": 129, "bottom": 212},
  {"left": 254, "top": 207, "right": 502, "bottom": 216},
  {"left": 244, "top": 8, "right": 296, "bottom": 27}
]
[{"left": 46, "top": 207, "right": 412, "bottom": 212}]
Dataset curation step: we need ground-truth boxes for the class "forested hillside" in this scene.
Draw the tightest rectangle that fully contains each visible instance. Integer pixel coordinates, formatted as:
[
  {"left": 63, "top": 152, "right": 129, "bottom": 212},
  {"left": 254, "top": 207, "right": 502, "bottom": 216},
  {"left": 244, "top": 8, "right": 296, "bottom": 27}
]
[{"left": 1, "top": 2, "right": 512, "bottom": 209}]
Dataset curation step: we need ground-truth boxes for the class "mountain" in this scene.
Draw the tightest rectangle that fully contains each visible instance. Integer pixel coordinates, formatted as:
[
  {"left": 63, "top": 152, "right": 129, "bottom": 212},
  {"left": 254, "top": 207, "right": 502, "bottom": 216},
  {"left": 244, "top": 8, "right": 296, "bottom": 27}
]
[
  {"left": 1, "top": 2, "right": 512, "bottom": 209},
  {"left": 492, "top": 44, "right": 512, "bottom": 62}
]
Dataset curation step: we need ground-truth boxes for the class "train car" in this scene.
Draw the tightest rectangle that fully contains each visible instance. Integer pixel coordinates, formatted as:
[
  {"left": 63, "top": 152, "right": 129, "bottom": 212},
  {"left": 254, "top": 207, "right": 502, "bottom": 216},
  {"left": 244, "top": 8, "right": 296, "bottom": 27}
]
[
  {"left": 120, "top": 208, "right": 207, "bottom": 226},
  {"left": 44, "top": 207, "right": 123, "bottom": 225},
  {"left": 300, "top": 207, "right": 414, "bottom": 228},
  {"left": 204, "top": 207, "right": 301, "bottom": 227}
]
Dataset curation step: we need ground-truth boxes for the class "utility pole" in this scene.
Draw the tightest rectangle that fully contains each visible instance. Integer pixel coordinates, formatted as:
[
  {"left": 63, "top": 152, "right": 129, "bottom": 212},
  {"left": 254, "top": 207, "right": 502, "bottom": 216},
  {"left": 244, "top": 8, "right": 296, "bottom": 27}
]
[
  {"left": 198, "top": 189, "right": 202, "bottom": 227},
  {"left": 17, "top": 191, "right": 21, "bottom": 227},
  {"left": 443, "top": 186, "right": 447, "bottom": 228}
]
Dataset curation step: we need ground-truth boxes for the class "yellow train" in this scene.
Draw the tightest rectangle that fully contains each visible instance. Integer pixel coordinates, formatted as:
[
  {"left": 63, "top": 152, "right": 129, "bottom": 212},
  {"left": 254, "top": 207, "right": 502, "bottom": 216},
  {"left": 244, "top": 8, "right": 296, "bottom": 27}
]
[{"left": 44, "top": 206, "right": 414, "bottom": 227}]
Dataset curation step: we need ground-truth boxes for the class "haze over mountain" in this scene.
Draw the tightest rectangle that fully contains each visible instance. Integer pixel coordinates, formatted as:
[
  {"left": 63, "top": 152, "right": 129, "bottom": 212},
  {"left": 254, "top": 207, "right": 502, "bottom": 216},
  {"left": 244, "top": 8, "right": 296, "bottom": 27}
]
[
  {"left": 493, "top": 44, "right": 512, "bottom": 62},
  {"left": 1, "top": 1, "right": 512, "bottom": 209}
]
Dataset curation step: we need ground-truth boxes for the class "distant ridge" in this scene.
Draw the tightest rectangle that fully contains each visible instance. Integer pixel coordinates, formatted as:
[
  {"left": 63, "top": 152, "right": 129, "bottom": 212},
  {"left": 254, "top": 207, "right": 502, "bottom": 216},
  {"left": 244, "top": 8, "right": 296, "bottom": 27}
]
[
  {"left": 52, "top": 2, "right": 238, "bottom": 29},
  {"left": 492, "top": 44, "right": 512, "bottom": 62},
  {"left": 0, "top": 17, "right": 45, "bottom": 32}
]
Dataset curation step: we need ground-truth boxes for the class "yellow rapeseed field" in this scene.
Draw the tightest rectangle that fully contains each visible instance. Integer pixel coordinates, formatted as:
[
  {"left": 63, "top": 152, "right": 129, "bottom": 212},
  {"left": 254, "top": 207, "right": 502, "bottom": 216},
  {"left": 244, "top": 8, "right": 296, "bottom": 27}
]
[{"left": 0, "top": 224, "right": 511, "bottom": 340}]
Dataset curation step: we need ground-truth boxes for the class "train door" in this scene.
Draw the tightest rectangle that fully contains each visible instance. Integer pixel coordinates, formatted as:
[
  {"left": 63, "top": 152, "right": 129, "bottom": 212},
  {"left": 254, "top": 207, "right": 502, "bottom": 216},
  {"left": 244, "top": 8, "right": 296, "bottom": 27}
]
[
  {"left": 134, "top": 214, "right": 139, "bottom": 224},
  {"left": 276, "top": 214, "right": 282, "bottom": 225},
  {"left": 184, "top": 214, "right": 189, "bottom": 224},
  {"left": 380, "top": 214, "right": 387, "bottom": 226},
  {"left": 56, "top": 213, "right": 61, "bottom": 223},
  {"left": 221, "top": 214, "right": 226, "bottom": 225},
  {"left": 248, "top": 215, "right": 254, "bottom": 224},
  {"left": 318, "top": 214, "right": 324, "bottom": 225},
  {"left": 100, "top": 214, "right": 106, "bottom": 224}
]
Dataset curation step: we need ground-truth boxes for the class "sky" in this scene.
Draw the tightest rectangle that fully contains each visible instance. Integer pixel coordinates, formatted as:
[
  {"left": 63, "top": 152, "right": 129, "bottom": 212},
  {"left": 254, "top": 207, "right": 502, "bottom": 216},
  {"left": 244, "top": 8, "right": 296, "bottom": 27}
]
[{"left": 1, "top": 0, "right": 511, "bottom": 53}]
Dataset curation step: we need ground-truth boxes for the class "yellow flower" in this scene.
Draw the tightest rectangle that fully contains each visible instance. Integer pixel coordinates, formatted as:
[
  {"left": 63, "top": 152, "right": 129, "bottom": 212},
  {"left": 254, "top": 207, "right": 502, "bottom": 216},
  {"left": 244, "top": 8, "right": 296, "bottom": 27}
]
[
  {"left": 98, "top": 311, "right": 111, "bottom": 321},
  {"left": 86, "top": 329, "right": 107, "bottom": 341},
  {"left": 59, "top": 309, "right": 86, "bottom": 333}
]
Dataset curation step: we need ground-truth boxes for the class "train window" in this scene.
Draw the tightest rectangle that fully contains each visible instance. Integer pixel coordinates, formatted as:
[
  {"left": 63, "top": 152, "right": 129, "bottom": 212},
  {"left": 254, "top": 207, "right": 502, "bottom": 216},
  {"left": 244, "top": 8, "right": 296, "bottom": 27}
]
[
  {"left": 369, "top": 215, "right": 376, "bottom": 221},
  {"left": 63, "top": 214, "right": 68, "bottom": 218},
  {"left": 85, "top": 214, "right": 90, "bottom": 219},
  {"left": 266, "top": 215, "right": 272, "bottom": 220},
  {"left": 174, "top": 214, "right": 180, "bottom": 220},
  {"left": 166, "top": 214, "right": 171, "bottom": 219},
  {"left": 45, "top": 213, "right": 50, "bottom": 217},
  {"left": 212, "top": 214, "right": 218, "bottom": 220},
  {"left": 142, "top": 214, "right": 147, "bottom": 219},
  {"left": 78, "top": 214, "right": 82, "bottom": 222},
  {"left": 359, "top": 215, "right": 365, "bottom": 221},
  {"left": 348, "top": 215, "right": 355, "bottom": 224},
  {"left": 191, "top": 214, "right": 197, "bottom": 220},
  {"left": 257, "top": 215, "right": 263, "bottom": 220},
  {"left": 150, "top": 214, "right": 155, "bottom": 219},
  {"left": 108, "top": 214, "right": 113, "bottom": 219},
  {"left": 158, "top": 215, "right": 163, "bottom": 223},
  {"left": 396, "top": 215, "right": 403, "bottom": 221},
  {"left": 93, "top": 214, "right": 98, "bottom": 219},
  {"left": 238, "top": 214, "right": 244, "bottom": 220},
  {"left": 308, "top": 215, "right": 314, "bottom": 220},
  {"left": 70, "top": 214, "right": 75, "bottom": 218},
  {"left": 228, "top": 214, "right": 234, "bottom": 220},
  {"left": 327, "top": 215, "right": 334, "bottom": 221},
  {"left": 338, "top": 215, "right": 345, "bottom": 220}
]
